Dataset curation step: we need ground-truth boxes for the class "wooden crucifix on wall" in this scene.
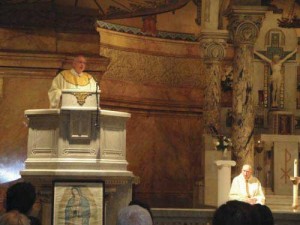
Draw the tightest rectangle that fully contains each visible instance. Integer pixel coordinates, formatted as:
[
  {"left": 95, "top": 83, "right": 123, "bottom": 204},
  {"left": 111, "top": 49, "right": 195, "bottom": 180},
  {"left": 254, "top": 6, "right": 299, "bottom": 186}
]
[{"left": 254, "top": 29, "right": 297, "bottom": 109}]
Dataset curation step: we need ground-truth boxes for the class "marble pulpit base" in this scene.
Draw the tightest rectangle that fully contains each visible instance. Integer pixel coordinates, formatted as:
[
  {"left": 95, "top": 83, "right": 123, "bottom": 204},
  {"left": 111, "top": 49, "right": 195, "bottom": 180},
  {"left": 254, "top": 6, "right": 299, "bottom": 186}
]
[{"left": 21, "top": 108, "right": 133, "bottom": 225}]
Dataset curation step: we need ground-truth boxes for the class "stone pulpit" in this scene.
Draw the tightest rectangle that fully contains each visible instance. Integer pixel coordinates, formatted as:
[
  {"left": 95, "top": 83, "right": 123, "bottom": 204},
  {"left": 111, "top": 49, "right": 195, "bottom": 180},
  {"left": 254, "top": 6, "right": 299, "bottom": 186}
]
[{"left": 21, "top": 88, "right": 133, "bottom": 225}]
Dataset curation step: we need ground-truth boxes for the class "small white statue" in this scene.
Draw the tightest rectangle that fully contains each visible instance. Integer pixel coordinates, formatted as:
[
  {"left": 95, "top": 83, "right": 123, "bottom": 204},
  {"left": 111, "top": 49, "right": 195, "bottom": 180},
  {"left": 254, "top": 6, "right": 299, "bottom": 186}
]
[{"left": 254, "top": 48, "right": 297, "bottom": 108}]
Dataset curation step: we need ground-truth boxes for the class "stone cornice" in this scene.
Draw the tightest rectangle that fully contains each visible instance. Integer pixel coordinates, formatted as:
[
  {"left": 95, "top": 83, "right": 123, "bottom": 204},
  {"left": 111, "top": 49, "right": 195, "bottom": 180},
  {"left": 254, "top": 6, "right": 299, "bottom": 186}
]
[
  {"left": 101, "top": 95, "right": 203, "bottom": 116},
  {"left": 97, "top": 27, "right": 201, "bottom": 58},
  {"left": 97, "top": 21, "right": 199, "bottom": 42},
  {"left": 225, "top": 5, "right": 269, "bottom": 16},
  {"left": 199, "top": 30, "right": 229, "bottom": 39},
  {"left": 0, "top": 51, "right": 110, "bottom": 78},
  {"left": 225, "top": 6, "right": 268, "bottom": 45}
]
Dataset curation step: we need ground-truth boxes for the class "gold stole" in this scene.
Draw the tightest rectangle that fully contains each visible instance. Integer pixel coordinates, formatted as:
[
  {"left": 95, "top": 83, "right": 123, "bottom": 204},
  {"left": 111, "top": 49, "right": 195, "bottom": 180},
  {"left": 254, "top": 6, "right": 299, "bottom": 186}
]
[
  {"left": 246, "top": 180, "right": 250, "bottom": 198},
  {"left": 61, "top": 70, "right": 92, "bottom": 86}
]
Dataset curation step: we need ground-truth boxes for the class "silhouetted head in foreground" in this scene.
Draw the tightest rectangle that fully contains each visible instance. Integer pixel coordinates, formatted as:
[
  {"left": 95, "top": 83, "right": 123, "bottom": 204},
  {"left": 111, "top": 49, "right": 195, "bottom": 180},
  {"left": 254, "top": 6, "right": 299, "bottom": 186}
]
[
  {"left": 5, "top": 182, "right": 36, "bottom": 214},
  {"left": 253, "top": 204, "right": 274, "bottom": 225},
  {"left": 129, "top": 200, "right": 153, "bottom": 220},
  {"left": 117, "top": 205, "right": 153, "bottom": 225},
  {"left": 212, "top": 200, "right": 261, "bottom": 225}
]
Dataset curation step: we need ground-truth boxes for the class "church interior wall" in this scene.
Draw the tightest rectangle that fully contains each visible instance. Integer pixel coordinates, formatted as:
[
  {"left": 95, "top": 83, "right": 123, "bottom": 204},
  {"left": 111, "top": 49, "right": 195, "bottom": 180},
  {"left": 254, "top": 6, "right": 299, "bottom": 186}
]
[
  {"left": 0, "top": 16, "right": 208, "bottom": 208},
  {"left": 104, "top": 1, "right": 200, "bottom": 35},
  {"left": 0, "top": 26, "right": 104, "bottom": 212},
  {"left": 99, "top": 29, "right": 205, "bottom": 206},
  {"left": 99, "top": 79, "right": 204, "bottom": 207},
  {"left": 2, "top": 0, "right": 300, "bottom": 222},
  {"left": 126, "top": 112, "right": 203, "bottom": 208},
  {"left": 156, "top": 1, "right": 200, "bottom": 34},
  {"left": 0, "top": 28, "right": 100, "bottom": 55},
  {"left": 0, "top": 77, "right": 51, "bottom": 213}
]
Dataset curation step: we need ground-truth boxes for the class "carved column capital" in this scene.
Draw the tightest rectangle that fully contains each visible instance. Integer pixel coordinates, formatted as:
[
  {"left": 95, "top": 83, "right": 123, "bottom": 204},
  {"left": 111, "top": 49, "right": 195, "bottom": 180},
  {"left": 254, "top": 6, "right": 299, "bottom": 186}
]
[
  {"left": 199, "top": 30, "right": 228, "bottom": 62},
  {"left": 226, "top": 6, "right": 268, "bottom": 45}
]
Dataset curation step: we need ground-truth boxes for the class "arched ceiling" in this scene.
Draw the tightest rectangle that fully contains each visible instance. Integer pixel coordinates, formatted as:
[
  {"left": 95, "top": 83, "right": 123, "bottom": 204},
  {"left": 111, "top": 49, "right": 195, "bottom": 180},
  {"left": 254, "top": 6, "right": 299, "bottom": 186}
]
[
  {"left": 0, "top": 0, "right": 191, "bottom": 19},
  {"left": 1, "top": 1, "right": 300, "bottom": 32},
  {"left": 0, "top": 0, "right": 191, "bottom": 32}
]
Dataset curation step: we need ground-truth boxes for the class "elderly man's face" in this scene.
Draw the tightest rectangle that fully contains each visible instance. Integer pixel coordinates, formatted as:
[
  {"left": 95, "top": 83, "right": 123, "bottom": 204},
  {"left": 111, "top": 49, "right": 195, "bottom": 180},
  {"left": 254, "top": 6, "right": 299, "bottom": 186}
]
[
  {"left": 242, "top": 165, "right": 252, "bottom": 180},
  {"left": 73, "top": 56, "right": 86, "bottom": 74}
]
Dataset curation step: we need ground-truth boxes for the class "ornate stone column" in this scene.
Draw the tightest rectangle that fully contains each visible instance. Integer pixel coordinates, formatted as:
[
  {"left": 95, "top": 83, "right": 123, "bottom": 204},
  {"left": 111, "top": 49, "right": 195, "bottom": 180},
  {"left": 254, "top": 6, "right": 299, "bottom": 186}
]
[
  {"left": 200, "top": 31, "right": 228, "bottom": 133},
  {"left": 226, "top": 6, "right": 267, "bottom": 172}
]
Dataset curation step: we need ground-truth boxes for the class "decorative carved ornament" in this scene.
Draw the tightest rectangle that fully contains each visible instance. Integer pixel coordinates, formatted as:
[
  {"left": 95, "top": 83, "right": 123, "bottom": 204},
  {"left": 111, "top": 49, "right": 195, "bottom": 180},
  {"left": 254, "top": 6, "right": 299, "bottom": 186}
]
[
  {"left": 72, "top": 92, "right": 92, "bottom": 106},
  {"left": 63, "top": 149, "right": 96, "bottom": 155},
  {"left": 199, "top": 31, "right": 228, "bottom": 62},
  {"left": 100, "top": 47, "right": 204, "bottom": 88},
  {"left": 227, "top": 14, "right": 264, "bottom": 45},
  {"left": 235, "top": 21, "right": 259, "bottom": 43},
  {"left": 201, "top": 41, "right": 227, "bottom": 61}
]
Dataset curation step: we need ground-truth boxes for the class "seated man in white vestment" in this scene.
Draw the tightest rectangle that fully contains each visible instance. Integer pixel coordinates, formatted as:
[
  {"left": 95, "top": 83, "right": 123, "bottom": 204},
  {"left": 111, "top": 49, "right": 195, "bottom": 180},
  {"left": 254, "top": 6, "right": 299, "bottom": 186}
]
[
  {"left": 229, "top": 164, "right": 265, "bottom": 205},
  {"left": 48, "top": 55, "right": 97, "bottom": 108}
]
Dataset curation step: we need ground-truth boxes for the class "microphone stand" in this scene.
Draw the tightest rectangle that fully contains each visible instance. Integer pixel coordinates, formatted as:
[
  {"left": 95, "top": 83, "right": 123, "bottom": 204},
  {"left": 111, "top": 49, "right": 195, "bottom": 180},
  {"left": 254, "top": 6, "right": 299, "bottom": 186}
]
[{"left": 94, "top": 79, "right": 100, "bottom": 129}]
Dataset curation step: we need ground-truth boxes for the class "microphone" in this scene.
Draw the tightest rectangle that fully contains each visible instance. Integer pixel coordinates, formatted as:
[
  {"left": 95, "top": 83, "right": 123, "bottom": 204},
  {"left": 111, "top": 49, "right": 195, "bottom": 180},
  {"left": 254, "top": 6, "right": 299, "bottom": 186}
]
[{"left": 92, "top": 75, "right": 100, "bottom": 128}]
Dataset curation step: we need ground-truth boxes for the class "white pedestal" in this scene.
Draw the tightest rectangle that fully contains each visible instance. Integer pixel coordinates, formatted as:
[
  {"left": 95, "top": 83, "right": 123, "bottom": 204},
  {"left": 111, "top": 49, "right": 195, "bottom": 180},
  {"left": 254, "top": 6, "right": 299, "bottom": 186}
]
[
  {"left": 204, "top": 150, "right": 222, "bottom": 207},
  {"left": 215, "top": 160, "right": 236, "bottom": 206}
]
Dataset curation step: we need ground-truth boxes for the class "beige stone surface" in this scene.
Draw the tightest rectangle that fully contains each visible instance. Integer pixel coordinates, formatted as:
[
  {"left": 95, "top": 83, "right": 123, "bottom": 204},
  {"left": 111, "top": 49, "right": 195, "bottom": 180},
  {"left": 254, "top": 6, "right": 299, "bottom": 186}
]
[
  {"left": 100, "top": 45, "right": 203, "bottom": 88},
  {"left": 0, "top": 28, "right": 99, "bottom": 54},
  {"left": 204, "top": 150, "right": 222, "bottom": 207},
  {"left": 261, "top": 134, "right": 300, "bottom": 195},
  {"left": 274, "top": 141, "right": 298, "bottom": 195}
]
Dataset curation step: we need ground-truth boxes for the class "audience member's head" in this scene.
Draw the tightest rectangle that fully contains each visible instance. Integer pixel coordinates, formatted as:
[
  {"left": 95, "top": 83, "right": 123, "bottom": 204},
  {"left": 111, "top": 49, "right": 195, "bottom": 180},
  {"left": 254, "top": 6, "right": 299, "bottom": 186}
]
[
  {"left": 253, "top": 204, "right": 274, "bottom": 225},
  {"left": 117, "top": 205, "right": 153, "bottom": 225},
  {"left": 5, "top": 182, "right": 36, "bottom": 214},
  {"left": 212, "top": 200, "right": 260, "bottom": 225},
  {"left": 129, "top": 200, "right": 153, "bottom": 220},
  {"left": 0, "top": 210, "right": 31, "bottom": 225}
]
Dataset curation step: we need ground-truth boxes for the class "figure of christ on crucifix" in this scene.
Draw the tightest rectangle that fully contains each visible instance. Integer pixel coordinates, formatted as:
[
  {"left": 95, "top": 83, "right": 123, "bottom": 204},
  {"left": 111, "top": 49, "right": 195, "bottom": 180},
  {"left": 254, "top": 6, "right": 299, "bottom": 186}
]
[{"left": 254, "top": 48, "right": 297, "bottom": 108}]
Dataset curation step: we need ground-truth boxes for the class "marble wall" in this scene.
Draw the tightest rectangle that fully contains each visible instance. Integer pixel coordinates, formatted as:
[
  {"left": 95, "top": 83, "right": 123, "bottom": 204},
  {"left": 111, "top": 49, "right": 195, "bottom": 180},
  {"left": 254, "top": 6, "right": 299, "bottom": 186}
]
[
  {"left": 127, "top": 112, "right": 203, "bottom": 207},
  {"left": 0, "top": 77, "right": 50, "bottom": 212},
  {"left": 99, "top": 44, "right": 205, "bottom": 207}
]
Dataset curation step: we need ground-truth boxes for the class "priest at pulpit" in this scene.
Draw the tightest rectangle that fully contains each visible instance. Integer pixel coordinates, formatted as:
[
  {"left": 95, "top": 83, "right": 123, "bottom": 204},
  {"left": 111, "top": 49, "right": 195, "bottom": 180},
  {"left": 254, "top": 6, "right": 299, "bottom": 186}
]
[{"left": 48, "top": 55, "right": 98, "bottom": 108}]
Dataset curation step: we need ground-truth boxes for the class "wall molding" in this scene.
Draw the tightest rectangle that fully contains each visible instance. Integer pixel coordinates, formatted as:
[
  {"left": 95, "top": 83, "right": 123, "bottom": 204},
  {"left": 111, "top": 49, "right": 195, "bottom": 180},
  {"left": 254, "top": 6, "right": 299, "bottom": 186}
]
[
  {"left": 101, "top": 96, "right": 203, "bottom": 116},
  {"left": 98, "top": 27, "right": 201, "bottom": 58},
  {"left": 97, "top": 21, "right": 199, "bottom": 42},
  {"left": 0, "top": 51, "right": 110, "bottom": 79}
]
